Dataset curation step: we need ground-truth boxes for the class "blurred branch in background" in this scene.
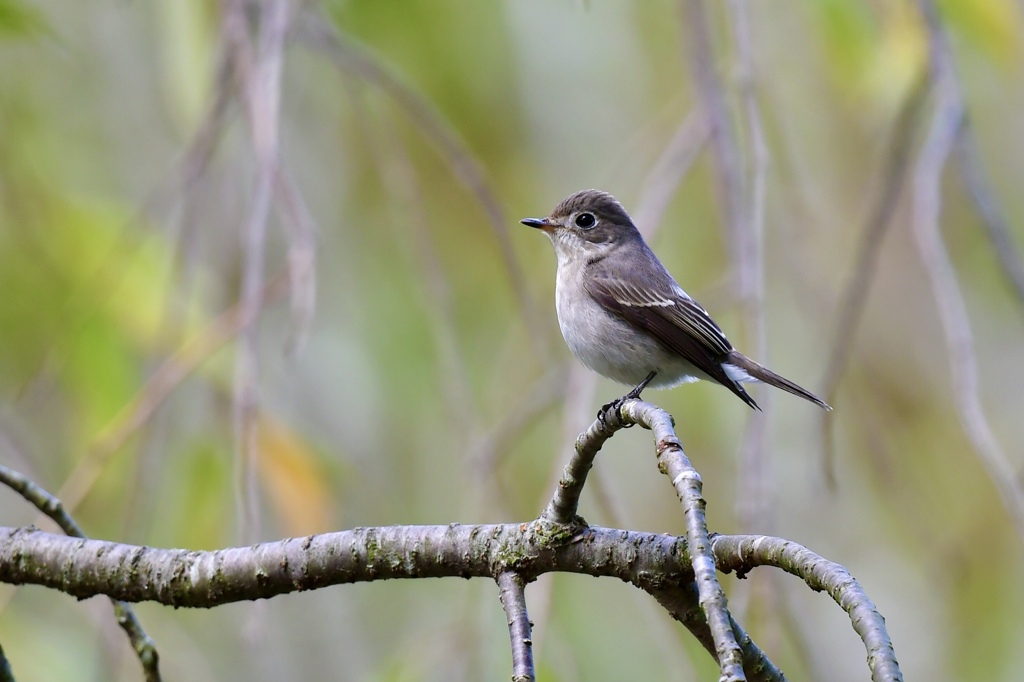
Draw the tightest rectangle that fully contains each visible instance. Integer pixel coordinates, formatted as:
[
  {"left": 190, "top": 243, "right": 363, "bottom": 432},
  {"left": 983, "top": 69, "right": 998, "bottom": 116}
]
[
  {"left": 680, "top": 0, "right": 743, "bottom": 272},
  {"left": 820, "top": 74, "right": 930, "bottom": 486},
  {"left": 912, "top": 0, "right": 1024, "bottom": 544},
  {"left": 362, "top": 104, "right": 479, "bottom": 433},
  {"left": 725, "top": 0, "right": 772, "bottom": 538},
  {"left": 633, "top": 110, "right": 711, "bottom": 233},
  {"left": 298, "top": 10, "right": 546, "bottom": 355},
  {"left": 222, "top": 0, "right": 291, "bottom": 545},
  {"left": 53, "top": 272, "right": 289, "bottom": 515},
  {"left": 954, "top": 127, "right": 1024, "bottom": 318}
]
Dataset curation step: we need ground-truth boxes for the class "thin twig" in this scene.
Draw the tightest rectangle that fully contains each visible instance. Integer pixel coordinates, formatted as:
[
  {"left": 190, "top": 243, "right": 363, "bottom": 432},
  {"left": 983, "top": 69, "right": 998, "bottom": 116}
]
[
  {"left": 713, "top": 534, "right": 903, "bottom": 682},
  {"left": 0, "top": 466, "right": 161, "bottom": 681},
  {"left": 912, "top": 0, "right": 1024, "bottom": 544},
  {"left": 616, "top": 400, "right": 746, "bottom": 682},
  {"left": 540, "top": 402, "right": 619, "bottom": 526},
  {"left": 496, "top": 572, "right": 535, "bottom": 682},
  {"left": 819, "top": 75, "right": 930, "bottom": 486}
]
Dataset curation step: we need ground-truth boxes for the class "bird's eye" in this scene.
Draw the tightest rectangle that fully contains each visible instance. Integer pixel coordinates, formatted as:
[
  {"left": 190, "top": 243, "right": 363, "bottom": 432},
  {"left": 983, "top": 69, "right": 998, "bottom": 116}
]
[{"left": 574, "top": 213, "right": 596, "bottom": 229}]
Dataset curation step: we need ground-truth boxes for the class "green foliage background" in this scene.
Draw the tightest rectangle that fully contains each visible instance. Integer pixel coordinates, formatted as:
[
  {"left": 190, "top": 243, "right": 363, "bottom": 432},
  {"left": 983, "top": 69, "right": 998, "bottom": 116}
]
[{"left": 1, "top": 0, "right": 1023, "bottom": 680}]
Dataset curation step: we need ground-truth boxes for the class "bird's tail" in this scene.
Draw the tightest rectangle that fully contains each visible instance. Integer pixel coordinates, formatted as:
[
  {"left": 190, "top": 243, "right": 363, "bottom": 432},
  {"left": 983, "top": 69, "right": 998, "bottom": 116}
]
[{"left": 725, "top": 351, "right": 832, "bottom": 410}]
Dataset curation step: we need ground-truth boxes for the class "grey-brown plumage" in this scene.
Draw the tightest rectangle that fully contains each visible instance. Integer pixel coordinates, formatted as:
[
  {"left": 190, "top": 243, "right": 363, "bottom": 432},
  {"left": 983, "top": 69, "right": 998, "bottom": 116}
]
[{"left": 522, "top": 189, "right": 831, "bottom": 411}]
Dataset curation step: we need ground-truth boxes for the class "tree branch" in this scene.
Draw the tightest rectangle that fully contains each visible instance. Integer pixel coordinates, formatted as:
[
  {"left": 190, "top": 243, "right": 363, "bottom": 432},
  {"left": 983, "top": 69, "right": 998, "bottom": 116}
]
[
  {"left": 713, "top": 534, "right": 902, "bottom": 682},
  {"left": 496, "top": 572, "right": 535, "bottom": 682},
  {"left": 0, "top": 524, "right": 900, "bottom": 678},
  {"left": 646, "top": 584, "right": 787, "bottom": 682},
  {"left": 618, "top": 400, "right": 746, "bottom": 681},
  {"left": 541, "top": 399, "right": 745, "bottom": 680},
  {"left": 0, "top": 466, "right": 161, "bottom": 682},
  {"left": 954, "top": 125, "right": 1024, "bottom": 316},
  {"left": 0, "top": 524, "right": 689, "bottom": 606},
  {"left": 2, "top": 400, "right": 902, "bottom": 681}
]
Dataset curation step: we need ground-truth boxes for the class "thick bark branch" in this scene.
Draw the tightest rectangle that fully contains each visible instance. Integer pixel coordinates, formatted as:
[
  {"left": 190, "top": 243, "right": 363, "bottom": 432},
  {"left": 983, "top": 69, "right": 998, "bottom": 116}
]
[
  {"left": 0, "top": 524, "right": 692, "bottom": 607},
  {"left": 0, "top": 524, "right": 899, "bottom": 680}
]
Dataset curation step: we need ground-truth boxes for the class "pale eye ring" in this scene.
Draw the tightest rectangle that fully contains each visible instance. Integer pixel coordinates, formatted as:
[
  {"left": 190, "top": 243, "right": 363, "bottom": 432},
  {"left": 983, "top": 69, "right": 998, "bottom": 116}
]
[{"left": 574, "top": 212, "right": 596, "bottom": 229}]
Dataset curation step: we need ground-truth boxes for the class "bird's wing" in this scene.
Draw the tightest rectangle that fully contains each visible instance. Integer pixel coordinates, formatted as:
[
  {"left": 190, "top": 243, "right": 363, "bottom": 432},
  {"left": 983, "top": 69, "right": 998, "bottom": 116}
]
[{"left": 586, "top": 274, "right": 759, "bottom": 409}]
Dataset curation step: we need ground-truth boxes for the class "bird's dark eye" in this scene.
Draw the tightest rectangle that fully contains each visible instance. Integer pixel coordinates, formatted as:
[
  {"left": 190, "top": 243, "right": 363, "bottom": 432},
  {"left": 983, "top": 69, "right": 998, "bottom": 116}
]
[{"left": 574, "top": 212, "right": 596, "bottom": 229}]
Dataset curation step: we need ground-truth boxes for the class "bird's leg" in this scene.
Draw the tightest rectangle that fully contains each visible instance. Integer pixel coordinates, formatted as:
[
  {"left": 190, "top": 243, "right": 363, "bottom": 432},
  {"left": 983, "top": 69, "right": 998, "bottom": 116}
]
[{"left": 598, "top": 372, "right": 657, "bottom": 426}]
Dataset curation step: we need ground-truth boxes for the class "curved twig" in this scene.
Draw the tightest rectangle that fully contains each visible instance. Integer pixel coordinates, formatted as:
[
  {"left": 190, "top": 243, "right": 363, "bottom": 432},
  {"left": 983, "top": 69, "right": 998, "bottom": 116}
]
[
  {"left": 540, "top": 399, "right": 745, "bottom": 680},
  {"left": 540, "top": 407, "right": 618, "bottom": 526},
  {"left": 0, "top": 466, "right": 161, "bottom": 682},
  {"left": 496, "top": 572, "right": 535, "bottom": 682},
  {"left": 713, "top": 534, "right": 902, "bottom": 682},
  {"left": 617, "top": 400, "right": 746, "bottom": 682}
]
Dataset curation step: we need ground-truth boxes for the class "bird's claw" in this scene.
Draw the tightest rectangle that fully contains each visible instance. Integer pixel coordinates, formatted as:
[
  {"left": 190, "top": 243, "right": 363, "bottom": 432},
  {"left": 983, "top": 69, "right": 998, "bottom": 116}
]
[
  {"left": 598, "top": 373, "right": 655, "bottom": 428},
  {"left": 597, "top": 398, "right": 634, "bottom": 428}
]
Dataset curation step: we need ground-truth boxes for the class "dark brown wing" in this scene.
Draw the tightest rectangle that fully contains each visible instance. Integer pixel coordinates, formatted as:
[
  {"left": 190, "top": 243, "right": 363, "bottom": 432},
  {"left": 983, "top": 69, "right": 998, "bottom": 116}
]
[{"left": 586, "top": 275, "right": 759, "bottom": 409}]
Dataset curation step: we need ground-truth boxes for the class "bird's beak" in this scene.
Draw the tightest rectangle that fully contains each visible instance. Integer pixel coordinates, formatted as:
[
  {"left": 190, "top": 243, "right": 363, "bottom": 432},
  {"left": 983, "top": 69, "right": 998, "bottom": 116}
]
[{"left": 520, "top": 217, "right": 557, "bottom": 231}]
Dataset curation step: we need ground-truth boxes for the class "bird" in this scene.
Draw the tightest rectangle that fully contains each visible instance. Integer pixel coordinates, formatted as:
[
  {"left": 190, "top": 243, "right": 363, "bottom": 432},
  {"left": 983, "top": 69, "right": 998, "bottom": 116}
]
[{"left": 521, "top": 189, "right": 831, "bottom": 415}]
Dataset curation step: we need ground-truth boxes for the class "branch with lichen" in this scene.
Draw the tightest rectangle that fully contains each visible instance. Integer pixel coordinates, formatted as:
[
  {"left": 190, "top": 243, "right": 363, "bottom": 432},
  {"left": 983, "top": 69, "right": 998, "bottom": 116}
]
[{"left": 0, "top": 398, "right": 902, "bottom": 681}]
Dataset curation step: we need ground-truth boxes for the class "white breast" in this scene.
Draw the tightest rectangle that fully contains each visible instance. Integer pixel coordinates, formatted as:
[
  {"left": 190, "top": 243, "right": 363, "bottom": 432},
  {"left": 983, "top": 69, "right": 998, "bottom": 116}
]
[{"left": 553, "top": 257, "right": 707, "bottom": 388}]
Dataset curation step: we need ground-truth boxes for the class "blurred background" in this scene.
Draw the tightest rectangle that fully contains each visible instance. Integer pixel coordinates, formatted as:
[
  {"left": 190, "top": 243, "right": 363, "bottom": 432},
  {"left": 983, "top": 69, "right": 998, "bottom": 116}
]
[{"left": 1, "top": 0, "right": 1023, "bottom": 680}]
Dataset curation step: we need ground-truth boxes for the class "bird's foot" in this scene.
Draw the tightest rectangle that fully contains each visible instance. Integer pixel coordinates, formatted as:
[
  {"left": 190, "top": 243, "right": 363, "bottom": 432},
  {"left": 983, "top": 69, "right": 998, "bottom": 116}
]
[
  {"left": 597, "top": 397, "right": 632, "bottom": 428},
  {"left": 596, "top": 372, "right": 657, "bottom": 428}
]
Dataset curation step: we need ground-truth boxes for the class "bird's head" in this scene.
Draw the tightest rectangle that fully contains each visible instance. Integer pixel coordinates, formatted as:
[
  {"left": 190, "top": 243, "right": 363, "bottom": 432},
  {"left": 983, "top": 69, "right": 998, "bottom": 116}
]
[{"left": 521, "top": 190, "right": 640, "bottom": 264}]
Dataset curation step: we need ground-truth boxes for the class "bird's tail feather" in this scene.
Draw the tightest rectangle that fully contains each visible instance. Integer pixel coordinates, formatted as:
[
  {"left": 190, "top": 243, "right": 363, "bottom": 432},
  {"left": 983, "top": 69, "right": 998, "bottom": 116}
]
[{"left": 725, "top": 351, "right": 832, "bottom": 410}]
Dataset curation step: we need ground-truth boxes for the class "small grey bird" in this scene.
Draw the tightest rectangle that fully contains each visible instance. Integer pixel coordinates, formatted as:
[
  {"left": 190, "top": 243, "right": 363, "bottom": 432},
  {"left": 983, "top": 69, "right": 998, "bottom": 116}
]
[{"left": 522, "top": 189, "right": 831, "bottom": 412}]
